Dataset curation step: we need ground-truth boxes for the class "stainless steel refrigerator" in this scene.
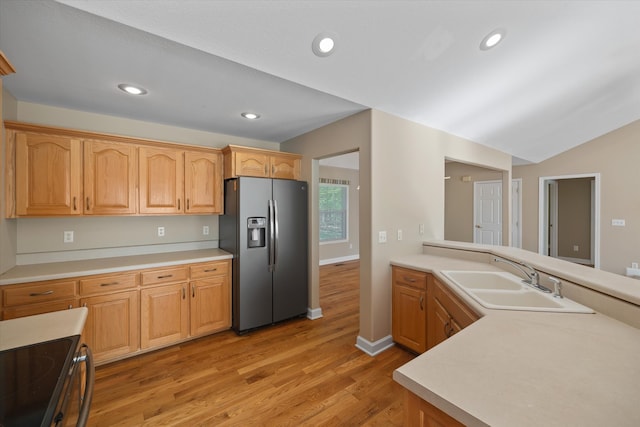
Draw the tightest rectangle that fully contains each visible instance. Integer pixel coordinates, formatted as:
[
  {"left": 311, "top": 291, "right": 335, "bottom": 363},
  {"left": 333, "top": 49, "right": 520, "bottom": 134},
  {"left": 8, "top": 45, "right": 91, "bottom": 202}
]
[{"left": 219, "top": 177, "right": 308, "bottom": 333}]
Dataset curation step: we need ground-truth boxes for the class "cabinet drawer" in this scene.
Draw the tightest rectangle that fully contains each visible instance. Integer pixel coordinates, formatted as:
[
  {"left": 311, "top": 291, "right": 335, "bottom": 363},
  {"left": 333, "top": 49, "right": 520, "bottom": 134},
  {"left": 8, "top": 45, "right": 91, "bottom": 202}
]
[
  {"left": 80, "top": 272, "right": 138, "bottom": 296},
  {"left": 3, "top": 280, "right": 77, "bottom": 307},
  {"left": 432, "top": 278, "right": 479, "bottom": 329},
  {"left": 3, "top": 298, "right": 79, "bottom": 320},
  {"left": 392, "top": 267, "right": 427, "bottom": 290},
  {"left": 141, "top": 266, "right": 188, "bottom": 286},
  {"left": 190, "top": 260, "right": 229, "bottom": 279}
]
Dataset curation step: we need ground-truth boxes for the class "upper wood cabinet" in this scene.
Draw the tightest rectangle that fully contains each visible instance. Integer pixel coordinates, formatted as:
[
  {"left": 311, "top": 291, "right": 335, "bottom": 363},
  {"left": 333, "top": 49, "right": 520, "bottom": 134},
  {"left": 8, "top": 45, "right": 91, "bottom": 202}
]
[
  {"left": 84, "top": 139, "right": 137, "bottom": 215},
  {"left": 223, "top": 145, "right": 301, "bottom": 180},
  {"left": 14, "top": 132, "right": 82, "bottom": 216},
  {"left": 5, "top": 121, "right": 224, "bottom": 217},
  {"left": 184, "top": 151, "right": 223, "bottom": 214},
  {"left": 139, "top": 147, "right": 223, "bottom": 215},
  {"left": 139, "top": 146, "right": 184, "bottom": 214}
]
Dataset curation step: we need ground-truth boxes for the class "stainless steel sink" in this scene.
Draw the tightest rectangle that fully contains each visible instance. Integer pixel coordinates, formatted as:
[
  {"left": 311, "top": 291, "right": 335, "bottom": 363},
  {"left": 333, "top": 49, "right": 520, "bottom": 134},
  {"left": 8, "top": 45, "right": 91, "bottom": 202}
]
[{"left": 441, "top": 270, "right": 594, "bottom": 313}]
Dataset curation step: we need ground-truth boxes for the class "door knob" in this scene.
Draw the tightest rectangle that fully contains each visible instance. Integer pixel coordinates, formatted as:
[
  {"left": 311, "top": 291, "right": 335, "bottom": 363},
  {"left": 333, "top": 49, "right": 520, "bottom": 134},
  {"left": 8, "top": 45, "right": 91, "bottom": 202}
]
[{"left": 475, "top": 224, "right": 482, "bottom": 228}]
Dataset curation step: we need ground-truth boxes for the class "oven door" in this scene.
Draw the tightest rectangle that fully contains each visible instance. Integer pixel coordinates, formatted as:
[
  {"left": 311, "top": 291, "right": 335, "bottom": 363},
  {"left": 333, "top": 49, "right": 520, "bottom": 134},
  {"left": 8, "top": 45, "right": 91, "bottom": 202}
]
[{"left": 54, "top": 344, "right": 95, "bottom": 427}]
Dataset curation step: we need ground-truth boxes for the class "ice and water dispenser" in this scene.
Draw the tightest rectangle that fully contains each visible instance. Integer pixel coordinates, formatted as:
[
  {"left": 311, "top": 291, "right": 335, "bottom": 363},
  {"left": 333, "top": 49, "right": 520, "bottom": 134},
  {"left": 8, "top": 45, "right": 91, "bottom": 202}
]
[{"left": 247, "top": 217, "right": 266, "bottom": 248}]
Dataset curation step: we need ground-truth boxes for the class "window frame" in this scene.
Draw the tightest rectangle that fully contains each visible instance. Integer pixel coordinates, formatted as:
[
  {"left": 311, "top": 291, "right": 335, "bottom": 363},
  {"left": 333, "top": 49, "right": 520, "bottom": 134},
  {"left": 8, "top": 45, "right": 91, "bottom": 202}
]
[{"left": 319, "top": 182, "right": 349, "bottom": 245}]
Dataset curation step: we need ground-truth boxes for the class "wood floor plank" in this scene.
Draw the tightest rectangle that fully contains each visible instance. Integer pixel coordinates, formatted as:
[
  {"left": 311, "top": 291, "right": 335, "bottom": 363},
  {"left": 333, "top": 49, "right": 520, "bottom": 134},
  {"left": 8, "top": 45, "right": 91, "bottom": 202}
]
[{"left": 88, "top": 260, "right": 415, "bottom": 426}]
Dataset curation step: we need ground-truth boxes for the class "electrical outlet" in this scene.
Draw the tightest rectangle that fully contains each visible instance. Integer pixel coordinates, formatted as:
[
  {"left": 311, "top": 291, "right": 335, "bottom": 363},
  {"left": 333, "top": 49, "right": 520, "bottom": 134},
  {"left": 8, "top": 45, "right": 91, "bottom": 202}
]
[
  {"left": 397, "top": 229, "right": 403, "bottom": 241},
  {"left": 63, "top": 231, "right": 74, "bottom": 243},
  {"left": 157, "top": 226, "right": 165, "bottom": 237},
  {"left": 378, "top": 231, "right": 387, "bottom": 243},
  {"left": 573, "top": 245, "right": 579, "bottom": 252},
  {"left": 203, "top": 225, "right": 210, "bottom": 235},
  {"left": 612, "top": 219, "right": 626, "bottom": 226}
]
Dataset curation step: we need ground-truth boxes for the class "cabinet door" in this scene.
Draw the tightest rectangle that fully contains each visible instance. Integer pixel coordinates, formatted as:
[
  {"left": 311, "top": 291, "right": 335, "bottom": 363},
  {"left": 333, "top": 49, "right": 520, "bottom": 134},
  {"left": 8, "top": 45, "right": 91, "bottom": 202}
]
[
  {"left": 234, "top": 151, "right": 269, "bottom": 178},
  {"left": 81, "top": 290, "right": 139, "bottom": 363},
  {"left": 405, "top": 389, "right": 465, "bottom": 427},
  {"left": 428, "top": 297, "right": 450, "bottom": 350},
  {"left": 84, "top": 140, "right": 137, "bottom": 214},
  {"left": 392, "top": 284, "right": 427, "bottom": 353},
  {"left": 140, "top": 283, "right": 189, "bottom": 349},
  {"left": 269, "top": 154, "right": 300, "bottom": 180},
  {"left": 184, "top": 151, "right": 223, "bottom": 214},
  {"left": 190, "top": 275, "right": 230, "bottom": 337},
  {"left": 15, "top": 132, "right": 82, "bottom": 216},
  {"left": 139, "top": 146, "right": 184, "bottom": 214}
]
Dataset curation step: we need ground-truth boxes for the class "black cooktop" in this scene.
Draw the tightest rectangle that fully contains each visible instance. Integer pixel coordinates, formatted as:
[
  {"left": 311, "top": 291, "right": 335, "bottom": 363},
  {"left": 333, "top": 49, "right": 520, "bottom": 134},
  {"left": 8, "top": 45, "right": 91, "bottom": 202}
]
[{"left": 0, "top": 335, "right": 79, "bottom": 427}]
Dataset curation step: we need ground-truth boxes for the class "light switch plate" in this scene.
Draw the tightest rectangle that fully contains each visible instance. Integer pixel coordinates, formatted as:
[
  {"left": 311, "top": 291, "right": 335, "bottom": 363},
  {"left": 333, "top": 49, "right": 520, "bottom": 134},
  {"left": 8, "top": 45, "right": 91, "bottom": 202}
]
[
  {"left": 203, "top": 225, "right": 210, "bottom": 235},
  {"left": 612, "top": 219, "right": 625, "bottom": 226},
  {"left": 397, "top": 229, "right": 403, "bottom": 241}
]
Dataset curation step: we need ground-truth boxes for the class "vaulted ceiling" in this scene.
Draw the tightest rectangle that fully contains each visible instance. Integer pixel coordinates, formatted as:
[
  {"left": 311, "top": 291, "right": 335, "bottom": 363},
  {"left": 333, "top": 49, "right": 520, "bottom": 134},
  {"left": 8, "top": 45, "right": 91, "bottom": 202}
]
[{"left": 2, "top": 1, "right": 639, "bottom": 164}]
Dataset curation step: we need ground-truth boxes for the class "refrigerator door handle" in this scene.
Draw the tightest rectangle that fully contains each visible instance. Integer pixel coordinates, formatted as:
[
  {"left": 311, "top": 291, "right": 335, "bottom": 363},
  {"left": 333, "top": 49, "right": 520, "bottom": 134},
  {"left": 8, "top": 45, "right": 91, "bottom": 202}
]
[
  {"left": 268, "top": 199, "right": 275, "bottom": 271},
  {"left": 273, "top": 199, "right": 279, "bottom": 269}
]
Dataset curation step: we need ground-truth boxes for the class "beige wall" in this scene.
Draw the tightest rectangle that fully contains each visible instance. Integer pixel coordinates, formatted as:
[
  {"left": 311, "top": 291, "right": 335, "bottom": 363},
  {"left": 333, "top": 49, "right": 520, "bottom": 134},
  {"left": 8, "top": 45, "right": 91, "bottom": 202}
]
[
  {"left": 318, "top": 165, "right": 360, "bottom": 263},
  {"left": 1, "top": 101, "right": 279, "bottom": 268},
  {"left": 513, "top": 118, "right": 640, "bottom": 275},
  {"left": 369, "top": 110, "right": 511, "bottom": 343},
  {"left": 444, "top": 162, "right": 503, "bottom": 243},
  {"left": 284, "top": 109, "right": 511, "bottom": 345},
  {"left": 557, "top": 178, "right": 592, "bottom": 260},
  {"left": 281, "top": 110, "right": 371, "bottom": 322},
  {"left": 1, "top": 86, "right": 18, "bottom": 274}
]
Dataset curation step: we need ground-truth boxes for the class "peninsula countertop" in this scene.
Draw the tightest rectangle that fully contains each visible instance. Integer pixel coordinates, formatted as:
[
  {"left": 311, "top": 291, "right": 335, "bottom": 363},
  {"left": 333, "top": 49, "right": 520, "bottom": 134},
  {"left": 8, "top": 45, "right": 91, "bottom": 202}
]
[
  {"left": 0, "top": 248, "right": 232, "bottom": 286},
  {"left": 391, "top": 248, "right": 640, "bottom": 427},
  {"left": 0, "top": 307, "right": 88, "bottom": 351}
]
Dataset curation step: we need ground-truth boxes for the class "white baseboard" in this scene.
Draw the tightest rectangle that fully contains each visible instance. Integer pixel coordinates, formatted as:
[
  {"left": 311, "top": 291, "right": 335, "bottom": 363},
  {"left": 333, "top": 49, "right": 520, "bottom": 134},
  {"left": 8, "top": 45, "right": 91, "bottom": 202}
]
[
  {"left": 355, "top": 335, "right": 395, "bottom": 356},
  {"left": 307, "top": 307, "right": 323, "bottom": 320},
  {"left": 319, "top": 255, "right": 360, "bottom": 266}
]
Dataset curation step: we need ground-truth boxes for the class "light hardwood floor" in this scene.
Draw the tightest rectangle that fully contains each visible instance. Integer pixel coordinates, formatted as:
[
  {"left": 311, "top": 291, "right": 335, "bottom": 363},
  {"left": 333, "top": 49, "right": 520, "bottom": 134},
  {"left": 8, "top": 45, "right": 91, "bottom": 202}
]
[{"left": 88, "top": 260, "right": 415, "bottom": 426}]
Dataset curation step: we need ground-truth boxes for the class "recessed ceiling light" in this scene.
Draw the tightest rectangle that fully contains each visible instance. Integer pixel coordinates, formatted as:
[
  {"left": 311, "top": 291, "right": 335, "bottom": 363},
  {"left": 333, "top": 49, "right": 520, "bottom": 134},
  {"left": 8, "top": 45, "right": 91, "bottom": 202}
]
[
  {"left": 117, "top": 83, "right": 148, "bottom": 95},
  {"left": 241, "top": 112, "right": 261, "bottom": 120},
  {"left": 480, "top": 29, "right": 506, "bottom": 51},
  {"left": 312, "top": 32, "right": 337, "bottom": 57}
]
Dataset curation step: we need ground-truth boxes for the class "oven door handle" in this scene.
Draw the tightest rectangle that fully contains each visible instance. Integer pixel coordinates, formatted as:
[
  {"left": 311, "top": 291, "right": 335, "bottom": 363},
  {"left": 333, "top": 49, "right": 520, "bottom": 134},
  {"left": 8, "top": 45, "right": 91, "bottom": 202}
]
[{"left": 76, "top": 344, "right": 95, "bottom": 427}]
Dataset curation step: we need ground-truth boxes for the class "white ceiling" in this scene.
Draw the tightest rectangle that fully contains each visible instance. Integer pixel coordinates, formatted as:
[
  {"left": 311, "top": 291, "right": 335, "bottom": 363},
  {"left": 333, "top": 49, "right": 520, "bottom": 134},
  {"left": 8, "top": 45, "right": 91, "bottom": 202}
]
[{"left": 2, "top": 1, "right": 640, "bottom": 164}]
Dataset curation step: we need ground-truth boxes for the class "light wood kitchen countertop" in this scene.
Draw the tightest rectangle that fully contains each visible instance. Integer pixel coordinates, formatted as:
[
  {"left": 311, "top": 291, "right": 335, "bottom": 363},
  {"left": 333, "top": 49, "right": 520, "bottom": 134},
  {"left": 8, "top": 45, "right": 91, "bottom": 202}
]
[
  {"left": 392, "top": 245, "right": 640, "bottom": 426},
  {"left": 0, "top": 248, "right": 232, "bottom": 285}
]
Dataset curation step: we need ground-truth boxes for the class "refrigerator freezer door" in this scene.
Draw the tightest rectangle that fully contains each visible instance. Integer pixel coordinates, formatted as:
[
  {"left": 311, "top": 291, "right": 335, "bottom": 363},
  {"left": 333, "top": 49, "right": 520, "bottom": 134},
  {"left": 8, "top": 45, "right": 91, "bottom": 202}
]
[{"left": 272, "top": 179, "right": 308, "bottom": 322}]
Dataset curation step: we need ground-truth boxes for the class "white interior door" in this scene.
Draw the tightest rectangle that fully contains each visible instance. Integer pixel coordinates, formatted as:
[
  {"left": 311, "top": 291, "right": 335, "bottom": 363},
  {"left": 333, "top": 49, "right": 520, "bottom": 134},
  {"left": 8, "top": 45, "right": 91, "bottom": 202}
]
[{"left": 473, "top": 180, "right": 502, "bottom": 245}]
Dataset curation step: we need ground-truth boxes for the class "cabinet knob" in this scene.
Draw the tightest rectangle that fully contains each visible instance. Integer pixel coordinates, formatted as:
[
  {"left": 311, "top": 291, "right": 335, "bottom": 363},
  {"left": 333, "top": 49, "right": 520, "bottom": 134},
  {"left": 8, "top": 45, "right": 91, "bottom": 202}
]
[
  {"left": 178, "top": 199, "right": 181, "bottom": 210},
  {"left": 73, "top": 197, "right": 77, "bottom": 211},
  {"left": 86, "top": 197, "right": 90, "bottom": 211},
  {"left": 192, "top": 284, "right": 195, "bottom": 298},
  {"left": 419, "top": 295, "right": 424, "bottom": 311}
]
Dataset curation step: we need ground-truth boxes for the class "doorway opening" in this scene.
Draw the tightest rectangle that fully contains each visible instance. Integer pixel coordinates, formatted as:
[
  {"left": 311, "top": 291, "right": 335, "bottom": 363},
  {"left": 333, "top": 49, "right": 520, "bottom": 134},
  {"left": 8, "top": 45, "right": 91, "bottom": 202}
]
[
  {"left": 538, "top": 173, "right": 600, "bottom": 268},
  {"left": 316, "top": 151, "right": 360, "bottom": 319}
]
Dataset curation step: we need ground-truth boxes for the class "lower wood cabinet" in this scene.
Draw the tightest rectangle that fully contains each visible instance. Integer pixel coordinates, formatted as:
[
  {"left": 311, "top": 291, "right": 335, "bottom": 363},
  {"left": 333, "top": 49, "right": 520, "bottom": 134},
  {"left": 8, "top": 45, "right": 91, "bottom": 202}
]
[
  {"left": 81, "top": 290, "right": 139, "bottom": 364},
  {"left": 2, "top": 258, "right": 232, "bottom": 365},
  {"left": 189, "top": 261, "right": 231, "bottom": 337},
  {"left": 391, "top": 266, "right": 480, "bottom": 353},
  {"left": 392, "top": 267, "right": 428, "bottom": 353},
  {"left": 141, "top": 283, "right": 189, "bottom": 349},
  {"left": 1, "top": 278, "right": 79, "bottom": 320},
  {"left": 404, "top": 389, "right": 465, "bottom": 427},
  {"left": 427, "top": 277, "right": 479, "bottom": 350}
]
